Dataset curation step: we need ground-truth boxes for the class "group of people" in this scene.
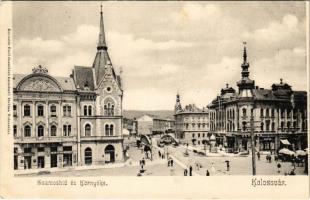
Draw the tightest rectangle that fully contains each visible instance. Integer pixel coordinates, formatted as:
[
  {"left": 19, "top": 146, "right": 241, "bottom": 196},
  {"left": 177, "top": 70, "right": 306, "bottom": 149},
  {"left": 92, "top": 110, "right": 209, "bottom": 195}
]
[
  {"left": 183, "top": 165, "right": 193, "bottom": 176},
  {"left": 158, "top": 150, "right": 165, "bottom": 159},
  {"left": 167, "top": 157, "right": 174, "bottom": 167}
]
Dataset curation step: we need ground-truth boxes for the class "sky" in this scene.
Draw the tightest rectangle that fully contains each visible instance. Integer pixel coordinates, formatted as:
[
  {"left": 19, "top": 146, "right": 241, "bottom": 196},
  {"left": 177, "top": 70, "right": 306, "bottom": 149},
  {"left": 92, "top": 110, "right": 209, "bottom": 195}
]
[{"left": 13, "top": 1, "right": 307, "bottom": 110}]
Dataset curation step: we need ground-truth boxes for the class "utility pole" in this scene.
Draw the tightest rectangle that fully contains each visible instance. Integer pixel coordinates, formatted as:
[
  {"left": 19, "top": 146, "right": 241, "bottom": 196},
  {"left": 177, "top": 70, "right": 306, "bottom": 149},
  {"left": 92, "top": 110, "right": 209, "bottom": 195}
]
[{"left": 250, "top": 108, "right": 256, "bottom": 175}]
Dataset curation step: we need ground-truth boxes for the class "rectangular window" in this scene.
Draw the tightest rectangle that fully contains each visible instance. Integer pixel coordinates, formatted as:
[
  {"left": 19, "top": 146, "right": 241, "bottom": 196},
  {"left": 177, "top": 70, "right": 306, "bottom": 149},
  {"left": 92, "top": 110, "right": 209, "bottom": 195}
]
[
  {"left": 13, "top": 125, "right": 17, "bottom": 137},
  {"left": 13, "top": 105, "right": 17, "bottom": 116},
  {"left": 63, "top": 125, "right": 71, "bottom": 136},
  {"left": 51, "top": 146, "right": 58, "bottom": 152},
  {"left": 24, "top": 105, "right": 31, "bottom": 116},
  {"left": 68, "top": 106, "right": 71, "bottom": 117},
  {"left": 63, "top": 146, "right": 72, "bottom": 152},
  {"left": 63, "top": 105, "right": 72, "bottom": 117},
  {"left": 38, "top": 147, "right": 45, "bottom": 152},
  {"left": 38, "top": 105, "right": 44, "bottom": 116},
  {"left": 24, "top": 147, "right": 32, "bottom": 153},
  {"left": 50, "top": 105, "right": 57, "bottom": 117},
  {"left": 63, "top": 106, "right": 67, "bottom": 116}
]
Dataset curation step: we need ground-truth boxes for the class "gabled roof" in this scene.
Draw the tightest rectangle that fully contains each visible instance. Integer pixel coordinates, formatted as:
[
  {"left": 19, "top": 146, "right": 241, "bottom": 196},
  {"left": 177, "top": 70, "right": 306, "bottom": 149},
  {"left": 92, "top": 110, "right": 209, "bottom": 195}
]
[{"left": 73, "top": 66, "right": 95, "bottom": 91}]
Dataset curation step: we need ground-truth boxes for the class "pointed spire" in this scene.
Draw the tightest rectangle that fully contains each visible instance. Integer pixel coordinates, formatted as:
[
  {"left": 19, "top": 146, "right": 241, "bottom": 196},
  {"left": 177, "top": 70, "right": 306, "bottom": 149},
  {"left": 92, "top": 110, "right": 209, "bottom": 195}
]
[
  {"left": 243, "top": 42, "right": 247, "bottom": 64},
  {"left": 97, "top": 3, "right": 107, "bottom": 50}
]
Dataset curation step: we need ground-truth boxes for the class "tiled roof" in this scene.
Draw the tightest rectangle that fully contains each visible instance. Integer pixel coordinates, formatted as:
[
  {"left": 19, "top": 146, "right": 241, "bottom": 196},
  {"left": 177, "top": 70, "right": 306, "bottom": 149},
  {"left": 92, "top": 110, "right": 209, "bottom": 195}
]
[
  {"left": 92, "top": 50, "right": 112, "bottom": 84},
  {"left": 74, "top": 66, "right": 95, "bottom": 91},
  {"left": 13, "top": 74, "right": 76, "bottom": 91}
]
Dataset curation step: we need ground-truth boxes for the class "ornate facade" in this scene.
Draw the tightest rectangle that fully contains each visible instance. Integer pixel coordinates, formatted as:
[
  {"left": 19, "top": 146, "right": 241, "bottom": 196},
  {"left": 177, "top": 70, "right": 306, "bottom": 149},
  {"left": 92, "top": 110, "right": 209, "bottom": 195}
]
[
  {"left": 174, "top": 94, "right": 210, "bottom": 146},
  {"left": 207, "top": 45, "right": 308, "bottom": 153},
  {"left": 13, "top": 8, "right": 124, "bottom": 170}
]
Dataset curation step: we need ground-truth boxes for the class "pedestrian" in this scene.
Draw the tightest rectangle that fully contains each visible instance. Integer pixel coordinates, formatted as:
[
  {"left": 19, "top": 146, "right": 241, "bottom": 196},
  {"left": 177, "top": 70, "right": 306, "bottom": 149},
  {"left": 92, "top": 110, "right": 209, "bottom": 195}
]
[
  {"left": 158, "top": 151, "right": 161, "bottom": 158},
  {"left": 184, "top": 169, "right": 188, "bottom": 176},
  {"left": 162, "top": 154, "right": 164, "bottom": 159},
  {"left": 206, "top": 170, "right": 210, "bottom": 176},
  {"left": 225, "top": 160, "right": 230, "bottom": 171},
  {"left": 257, "top": 151, "right": 260, "bottom": 161},
  {"left": 277, "top": 162, "right": 281, "bottom": 173},
  {"left": 189, "top": 165, "right": 193, "bottom": 176},
  {"left": 171, "top": 159, "right": 174, "bottom": 167},
  {"left": 167, "top": 159, "right": 170, "bottom": 167},
  {"left": 211, "top": 162, "right": 215, "bottom": 173},
  {"left": 142, "top": 157, "right": 145, "bottom": 166}
]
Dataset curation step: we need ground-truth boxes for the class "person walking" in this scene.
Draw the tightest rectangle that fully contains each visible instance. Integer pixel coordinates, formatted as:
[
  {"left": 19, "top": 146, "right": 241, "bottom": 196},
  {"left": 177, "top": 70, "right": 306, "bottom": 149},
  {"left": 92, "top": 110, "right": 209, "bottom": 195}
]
[
  {"left": 158, "top": 151, "right": 161, "bottom": 158},
  {"left": 171, "top": 159, "right": 174, "bottom": 167},
  {"left": 257, "top": 151, "right": 260, "bottom": 161},
  {"left": 225, "top": 160, "right": 230, "bottom": 171},
  {"left": 184, "top": 169, "right": 188, "bottom": 176},
  {"left": 206, "top": 170, "right": 210, "bottom": 176},
  {"left": 277, "top": 162, "right": 281, "bottom": 173},
  {"left": 189, "top": 165, "right": 193, "bottom": 176}
]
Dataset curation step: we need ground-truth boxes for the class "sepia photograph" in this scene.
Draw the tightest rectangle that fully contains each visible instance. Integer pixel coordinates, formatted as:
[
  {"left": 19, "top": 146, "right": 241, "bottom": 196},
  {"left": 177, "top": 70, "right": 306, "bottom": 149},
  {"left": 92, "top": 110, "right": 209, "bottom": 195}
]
[{"left": 10, "top": 1, "right": 308, "bottom": 177}]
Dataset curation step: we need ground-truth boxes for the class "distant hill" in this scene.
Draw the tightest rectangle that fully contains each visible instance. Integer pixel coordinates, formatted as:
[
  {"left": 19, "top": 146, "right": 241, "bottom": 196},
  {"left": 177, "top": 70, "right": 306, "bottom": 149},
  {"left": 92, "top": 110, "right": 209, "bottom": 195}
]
[{"left": 123, "top": 110, "right": 174, "bottom": 120}]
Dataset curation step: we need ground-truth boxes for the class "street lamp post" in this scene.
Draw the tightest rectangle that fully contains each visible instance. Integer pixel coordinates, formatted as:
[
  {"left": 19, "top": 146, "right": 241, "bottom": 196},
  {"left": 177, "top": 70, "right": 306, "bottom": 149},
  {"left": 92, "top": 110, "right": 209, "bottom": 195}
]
[{"left": 250, "top": 108, "right": 256, "bottom": 175}]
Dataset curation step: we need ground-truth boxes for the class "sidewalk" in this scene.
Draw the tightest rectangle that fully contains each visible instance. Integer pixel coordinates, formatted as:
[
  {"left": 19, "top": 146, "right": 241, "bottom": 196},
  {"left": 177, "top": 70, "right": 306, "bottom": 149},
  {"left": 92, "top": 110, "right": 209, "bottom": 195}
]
[
  {"left": 15, "top": 158, "right": 168, "bottom": 176},
  {"left": 14, "top": 162, "right": 126, "bottom": 176}
]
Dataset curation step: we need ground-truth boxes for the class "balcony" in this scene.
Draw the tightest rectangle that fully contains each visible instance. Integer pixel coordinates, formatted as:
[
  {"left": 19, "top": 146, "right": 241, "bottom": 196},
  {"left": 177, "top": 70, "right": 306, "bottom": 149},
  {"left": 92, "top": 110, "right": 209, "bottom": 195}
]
[
  {"left": 81, "top": 135, "right": 123, "bottom": 141},
  {"left": 14, "top": 136, "right": 77, "bottom": 144}
]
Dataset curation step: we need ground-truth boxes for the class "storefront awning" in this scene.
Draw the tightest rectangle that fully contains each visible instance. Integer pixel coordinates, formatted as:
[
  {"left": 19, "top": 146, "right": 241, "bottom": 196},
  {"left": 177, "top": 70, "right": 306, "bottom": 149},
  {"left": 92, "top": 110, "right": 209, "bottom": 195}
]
[{"left": 280, "top": 139, "right": 291, "bottom": 145}]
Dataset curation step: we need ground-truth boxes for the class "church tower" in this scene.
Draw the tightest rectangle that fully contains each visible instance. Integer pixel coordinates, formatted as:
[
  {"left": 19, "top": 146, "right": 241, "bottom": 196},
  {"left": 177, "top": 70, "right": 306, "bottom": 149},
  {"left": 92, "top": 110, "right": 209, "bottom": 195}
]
[{"left": 236, "top": 43, "right": 255, "bottom": 98}]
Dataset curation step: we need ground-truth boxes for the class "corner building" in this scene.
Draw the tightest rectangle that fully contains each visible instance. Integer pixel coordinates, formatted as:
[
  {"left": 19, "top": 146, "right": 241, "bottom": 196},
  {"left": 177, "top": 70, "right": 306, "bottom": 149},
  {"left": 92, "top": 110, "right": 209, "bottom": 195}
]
[
  {"left": 174, "top": 94, "right": 210, "bottom": 146},
  {"left": 13, "top": 8, "right": 124, "bottom": 170},
  {"left": 207, "top": 45, "right": 307, "bottom": 153}
]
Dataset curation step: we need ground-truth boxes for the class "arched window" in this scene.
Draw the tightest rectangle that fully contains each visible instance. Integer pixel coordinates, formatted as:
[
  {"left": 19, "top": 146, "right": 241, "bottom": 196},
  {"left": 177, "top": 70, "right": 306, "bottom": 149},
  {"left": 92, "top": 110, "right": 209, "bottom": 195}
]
[
  {"left": 104, "top": 105, "right": 108, "bottom": 115},
  {"left": 261, "top": 122, "right": 264, "bottom": 132},
  {"left": 84, "top": 105, "right": 87, "bottom": 116},
  {"left": 271, "top": 109, "right": 275, "bottom": 117},
  {"left": 85, "top": 147, "right": 92, "bottom": 165},
  {"left": 24, "top": 105, "right": 31, "bottom": 116},
  {"left": 109, "top": 124, "right": 114, "bottom": 135},
  {"left": 105, "top": 124, "right": 109, "bottom": 135},
  {"left": 85, "top": 124, "right": 91, "bottom": 136},
  {"left": 24, "top": 125, "right": 31, "bottom": 137},
  {"left": 38, "top": 125, "right": 44, "bottom": 137},
  {"left": 88, "top": 106, "right": 92, "bottom": 116},
  {"left": 260, "top": 108, "right": 264, "bottom": 117},
  {"left": 51, "top": 125, "right": 57, "bottom": 136},
  {"left": 242, "top": 108, "right": 246, "bottom": 117},
  {"left": 37, "top": 105, "right": 44, "bottom": 116},
  {"left": 266, "top": 121, "right": 270, "bottom": 131},
  {"left": 111, "top": 105, "right": 115, "bottom": 116}
]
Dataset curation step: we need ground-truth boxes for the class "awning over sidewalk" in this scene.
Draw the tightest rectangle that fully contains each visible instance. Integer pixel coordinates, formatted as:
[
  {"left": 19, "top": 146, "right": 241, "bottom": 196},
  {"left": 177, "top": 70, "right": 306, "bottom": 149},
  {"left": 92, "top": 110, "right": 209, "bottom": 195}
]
[{"left": 280, "top": 139, "right": 291, "bottom": 145}]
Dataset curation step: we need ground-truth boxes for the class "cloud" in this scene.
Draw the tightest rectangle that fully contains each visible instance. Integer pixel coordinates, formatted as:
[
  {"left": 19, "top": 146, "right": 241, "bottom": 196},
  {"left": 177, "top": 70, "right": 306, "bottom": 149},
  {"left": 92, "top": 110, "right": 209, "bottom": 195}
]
[{"left": 14, "top": 3, "right": 307, "bottom": 110}]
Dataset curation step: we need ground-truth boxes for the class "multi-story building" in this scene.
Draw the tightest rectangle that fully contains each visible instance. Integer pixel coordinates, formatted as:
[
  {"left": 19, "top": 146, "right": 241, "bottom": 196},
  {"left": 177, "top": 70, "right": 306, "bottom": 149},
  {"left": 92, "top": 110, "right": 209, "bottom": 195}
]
[
  {"left": 136, "top": 114, "right": 175, "bottom": 136},
  {"left": 13, "top": 7, "right": 124, "bottom": 170},
  {"left": 207, "top": 45, "right": 307, "bottom": 153},
  {"left": 174, "top": 94, "right": 210, "bottom": 146}
]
